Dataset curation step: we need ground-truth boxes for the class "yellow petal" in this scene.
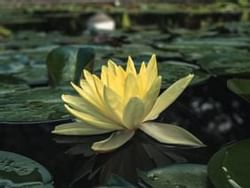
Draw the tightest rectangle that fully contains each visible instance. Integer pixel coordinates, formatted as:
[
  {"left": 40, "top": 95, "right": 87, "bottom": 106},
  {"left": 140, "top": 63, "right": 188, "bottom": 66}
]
[
  {"left": 52, "top": 122, "right": 112, "bottom": 135},
  {"left": 92, "top": 75, "right": 104, "bottom": 101},
  {"left": 72, "top": 82, "right": 100, "bottom": 108},
  {"left": 101, "top": 65, "right": 108, "bottom": 85},
  {"left": 103, "top": 86, "right": 123, "bottom": 122},
  {"left": 65, "top": 104, "right": 121, "bottom": 130},
  {"left": 138, "top": 62, "right": 147, "bottom": 94},
  {"left": 117, "top": 65, "right": 126, "bottom": 79},
  {"left": 83, "top": 70, "right": 95, "bottom": 90},
  {"left": 91, "top": 130, "right": 135, "bottom": 152},
  {"left": 142, "top": 76, "right": 161, "bottom": 117},
  {"left": 124, "top": 73, "right": 140, "bottom": 102},
  {"left": 62, "top": 94, "right": 88, "bottom": 112},
  {"left": 105, "top": 62, "right": 125, "bottom": 97},
  {"left": 113, "top": 65, "right": 126, "bottom": 96},
  {"left": 108, "top": 70, "right": 125, "bottom": 97},
  {"left": 71, "top": 82, "right": 122, "bottom": 126},
  {"left": 140, "top": 122, "right": 205, "bottom": 147},
  {"left": 145, "top": 74, "right": 194, "bottom": 121},
  {"left": 123, "top": 97, "right": 145, "bottom": 129},
  {"left": 146, "top": 54, "right": 158, "bottom": 88},
  {"left": 126, "top": 56, "right": 136, "bottom": 74},
  {"left": 83, "top": 70, "right": 104, "bottom": 105},
  {"left": 107, "top": 59, "right": 117, "bottom": 75},
  {"left": 62, "top": 94, "right": 113, "bottom": 123}
]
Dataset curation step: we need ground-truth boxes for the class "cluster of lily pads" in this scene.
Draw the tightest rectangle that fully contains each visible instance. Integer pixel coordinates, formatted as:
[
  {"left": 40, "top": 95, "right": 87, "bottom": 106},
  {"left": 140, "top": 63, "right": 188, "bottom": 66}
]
[
  {"left": 1, "top": 21, "right": 250, "bottom": 122},
  {"left": 0, "top": 15, "right": 250, "bottom": 187}
]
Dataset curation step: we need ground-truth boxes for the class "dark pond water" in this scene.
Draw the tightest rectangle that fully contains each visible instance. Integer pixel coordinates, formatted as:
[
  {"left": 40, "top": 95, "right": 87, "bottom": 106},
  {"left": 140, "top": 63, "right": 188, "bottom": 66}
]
[{"left": 1, "top": 76, "right": 250, "bottom": 187}]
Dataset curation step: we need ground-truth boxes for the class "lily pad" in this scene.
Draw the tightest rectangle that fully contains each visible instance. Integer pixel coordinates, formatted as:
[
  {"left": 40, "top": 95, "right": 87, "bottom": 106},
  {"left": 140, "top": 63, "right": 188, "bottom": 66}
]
[
  {"left": 208, "top": 139, "right": 250, "bottom": 188},
  {"left": 197, "top": 49, "right": 250, "bottom": 76},
  {"left": 0, "top": 52, "right": 48, "bottom": 85},
  {"left": 0, "top": 151, "right": 53, "bottom": 187},
  {"left": 227, "top": 78, "right": 250, "bottom": 102},
  {"left": 139, "top": 164, "right": 210, "bottom": 188},
  {"left": 47, "top": 46, "right": 95, "bottom": 86},
  {"left": 0, "top": 86, "right": 74, "bottom": 123}
]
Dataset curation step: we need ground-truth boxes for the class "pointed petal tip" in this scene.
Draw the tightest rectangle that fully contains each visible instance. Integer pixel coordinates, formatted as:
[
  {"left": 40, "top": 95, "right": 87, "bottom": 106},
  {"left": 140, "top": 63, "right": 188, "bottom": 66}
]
[
  {"left": 61, "top": 94, "right": 69, "bottom": 104},
  {"left": 185, "top": 74, "right": 195, "bottom": 85},
  {"left": 107, "top": 59, "right": 116, "bottom": 65},
  {"left": 70, "top": 81, "right": 77, "bottom": 88},
  {"left": 51, "top": 129, "right": 64, "bottom": 135},
  {"left": 61, "top": 94, "right": 77, "bottom": 104},
  {"left": 126, "top": 56, "right": 137, "bottom": 74},
  {"left": 64, "top": 104, "right": 70, "bottom": 110},
  {"left": 140, "top": 122, "right": 205, "bottom": 147},
  {"left": 83, "top": 69, "right": 88, "bottom": 75},
  {"left": 188, "top": 74, "right": 194, "bottom": 79},
  {"left": 127, "top": 56, "right": 134, "bottom": 64},
  {"left": 149, "top": 54, "right": 157, "bottom": 62},
  {"left": 151, "top": 53, "right": 156, "bottom": 59},
  {"left": 61, "top": 94, "right": 65, "bottom": 100}
]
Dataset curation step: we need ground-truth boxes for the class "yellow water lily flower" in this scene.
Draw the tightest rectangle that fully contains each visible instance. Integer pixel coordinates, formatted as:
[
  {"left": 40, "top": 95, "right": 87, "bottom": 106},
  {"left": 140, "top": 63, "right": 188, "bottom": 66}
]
[{"left": 53, "top": 54, "right": 204, "bottom": 152}]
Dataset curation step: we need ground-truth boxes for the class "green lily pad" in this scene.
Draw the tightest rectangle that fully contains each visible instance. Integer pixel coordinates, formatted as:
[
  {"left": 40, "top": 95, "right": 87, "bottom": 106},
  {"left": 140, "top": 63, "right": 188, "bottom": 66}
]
[
  {"left": 208, "top": 139, "right": 250, "bottom": 188},
  {"left": 46, "top": 46, "right": 95, "bottom": 86},
  {"left": 0, "top": 52, "right": 48, "bottom": 85},
  {"left": 152, "top": 33, "right": 250, "bottom": 77},
  {"left": 197, "top": 49, "right": 250, "bottom": 76},
  {"left": 139, "top": 164, "right": 210, "bottom": 188},
  {"left": 158, "top": 61, "right": 210, "bottom": 87},
  {"left": 0, "top": 55, "right": 25, "bottom": 74},
  {"left": 0, "top": 151, "right": 53, "bottom": 187},
  {"left": 0, "top": 83, "right": 29, "bottom": 95},
  {"left": 227, "top": 78, "right": 250, "bottom": 102},
  {"left": 0, "top": 86, "right": 73, "bottom": 122}
]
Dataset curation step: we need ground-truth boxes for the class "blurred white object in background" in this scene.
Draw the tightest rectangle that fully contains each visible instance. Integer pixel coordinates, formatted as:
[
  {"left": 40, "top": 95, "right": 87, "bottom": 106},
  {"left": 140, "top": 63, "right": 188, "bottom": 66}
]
[{"left": 86, "top": 13, "right": 115, "bottom": 32}]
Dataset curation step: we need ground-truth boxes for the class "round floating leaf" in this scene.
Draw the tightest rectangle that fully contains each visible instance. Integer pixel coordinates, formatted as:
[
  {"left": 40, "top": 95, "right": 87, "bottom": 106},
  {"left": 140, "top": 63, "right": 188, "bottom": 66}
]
[
  {"left": 0, "top": 83, "right": 29, "bottom": 95},
  {"left": 46, "top": 46, "right": 95, "bottom": 86},
  {"left": 0, "top": 86, "right": 73, "bottom": 123},
  {"left": 227, "top": 78, "right": 250, "bottom": 103},
  {"left": 75, "top": 47, "right": 95, "bottom": 84},
  {"left": 208, "top": 139, "right": 250, "bottom": 188},
  {"left": 0, "top": 151, "right": 53, "bottom": 187},
  {"left": 0, "top": 55, "right": 25, "bottom": 74},
  {"left": 158, "top": 61, "right": 209, "bottom": 88},
  {"left": 197, "top": 49, "right": 250, "bottom": 76},
  {"left": 46, "top": 46, "right": 78, "bottom": 86},
  {"left": 139, "top": 164, "right": 210, "bottom": 188},
  {"left": 0, "top": 52, "right": 49, "bottom": 86}
]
